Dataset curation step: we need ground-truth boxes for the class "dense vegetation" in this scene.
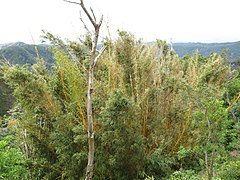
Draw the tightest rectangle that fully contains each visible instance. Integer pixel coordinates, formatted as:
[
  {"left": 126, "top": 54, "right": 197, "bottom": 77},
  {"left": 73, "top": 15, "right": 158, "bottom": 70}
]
[
  {"left": 0, "top": 31, "right": 239, "bottom": 179},
  {"left": 0, "top": 135, "right": 27, "bottom": 179},
  {"left": 0, "top": 42, "right": 53, "bottom": 116},
  {"left": 0, "top": 74, "right": 14, "bottom": 116},
  {"left": 0, "top": 41, "right": 239, "bottom": 118}
]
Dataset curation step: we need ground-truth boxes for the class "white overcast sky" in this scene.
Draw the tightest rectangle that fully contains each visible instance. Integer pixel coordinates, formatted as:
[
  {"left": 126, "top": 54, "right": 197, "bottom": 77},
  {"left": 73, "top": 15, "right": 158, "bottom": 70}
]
[{"left": 0, "top": 0, "right": 239, "bottom": 44}]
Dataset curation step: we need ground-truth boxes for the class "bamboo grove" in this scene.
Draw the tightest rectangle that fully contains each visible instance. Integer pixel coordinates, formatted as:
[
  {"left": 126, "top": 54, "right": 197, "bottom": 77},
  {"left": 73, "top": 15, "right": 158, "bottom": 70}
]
[{"left": 1, "top": 31, "right": 240, "bottom": 179}]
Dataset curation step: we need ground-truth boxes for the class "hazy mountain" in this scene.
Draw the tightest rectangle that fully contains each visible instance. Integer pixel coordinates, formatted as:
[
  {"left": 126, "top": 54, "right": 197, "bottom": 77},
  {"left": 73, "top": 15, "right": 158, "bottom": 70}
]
[{"left": 172, "top": 41, "right": 240, "bottom": 59}]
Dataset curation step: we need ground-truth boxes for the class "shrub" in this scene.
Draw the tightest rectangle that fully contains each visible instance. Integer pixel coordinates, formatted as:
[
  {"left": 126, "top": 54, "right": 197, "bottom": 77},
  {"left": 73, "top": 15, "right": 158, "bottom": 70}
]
[
  {"left": 0, "top": 136, "right": 27, "bottom": 179},
  {"left": 169, "top": 170, "right": 200, "bottom": 180},
  {"left": 217, "top": 159, "right": 240, "bottom": 180}
]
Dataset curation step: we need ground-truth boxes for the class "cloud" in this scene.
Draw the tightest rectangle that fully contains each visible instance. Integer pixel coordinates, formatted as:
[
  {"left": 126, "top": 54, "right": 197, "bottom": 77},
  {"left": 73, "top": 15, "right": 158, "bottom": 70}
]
[{"left": 0, "top": 0, "right": 239, "bottom": 43}]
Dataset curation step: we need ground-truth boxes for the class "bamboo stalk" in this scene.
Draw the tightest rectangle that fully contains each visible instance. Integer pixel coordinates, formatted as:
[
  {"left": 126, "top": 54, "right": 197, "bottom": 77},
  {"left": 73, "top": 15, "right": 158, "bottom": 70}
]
[
  {"left": 227, "top": 93, "right": 240, "bottom": 111},
  {"left": 174, "top": 108, "right": 192, "bottom": 148}
]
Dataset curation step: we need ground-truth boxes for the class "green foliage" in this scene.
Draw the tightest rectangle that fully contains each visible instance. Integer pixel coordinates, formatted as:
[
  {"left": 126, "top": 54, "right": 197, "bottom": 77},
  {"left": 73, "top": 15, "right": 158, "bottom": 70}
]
[
  {"left": 0, "top": 136, "right": 27, "bottom": 179},
  {"left": 220, "top": 118, "right": 240, "bottom": 150},
  {"left": 225, "top": 74, "right": 240, "bottom": 121},
  {"left": 0, "top": 74, "right": 14, "bottom": 116},
  {"left": 178, "top": 146, "right": 192, "bottom": 161},
  {"left": 2, "top": 31, "right": 238, "bottom": 179},
  {"left": 193, "top": 99, "right": 228, "bottom": 145},
  {"left": 95, "top": 89, "right": 144, "bottom": 179},
  {"left": 3, "top": 51, "right": 88, "bottom": 179},
  {"left": 114, "top": 31, "right": 137, "bottom": 97},
  {"left": 217, "top": 159, "right": 240, "bottom": 180},
  {"left": 169, "top": 170, "right": 200, "bottom": 180},
  {"left": 144, "top": 147, "right": 176, "bottom": 179}
]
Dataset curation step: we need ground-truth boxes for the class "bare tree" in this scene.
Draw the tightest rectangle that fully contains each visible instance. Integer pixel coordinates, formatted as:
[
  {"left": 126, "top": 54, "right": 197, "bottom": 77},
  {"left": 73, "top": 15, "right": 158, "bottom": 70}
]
[{"left": 64, "top": 1, "right": 105, "bottom": 179}]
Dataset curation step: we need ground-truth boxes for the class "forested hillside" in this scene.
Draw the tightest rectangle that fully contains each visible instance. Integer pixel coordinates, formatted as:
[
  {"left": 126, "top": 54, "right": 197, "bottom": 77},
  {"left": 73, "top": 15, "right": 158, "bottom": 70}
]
[{"left": 0, "top": 42, "right": 53, "bottom": 66}]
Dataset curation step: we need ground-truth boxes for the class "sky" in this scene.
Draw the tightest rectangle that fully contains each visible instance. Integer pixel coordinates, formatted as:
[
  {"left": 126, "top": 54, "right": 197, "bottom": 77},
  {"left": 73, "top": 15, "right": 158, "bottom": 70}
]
[{"left": 0, "top": 0, "right": 239, "bottom": 44}]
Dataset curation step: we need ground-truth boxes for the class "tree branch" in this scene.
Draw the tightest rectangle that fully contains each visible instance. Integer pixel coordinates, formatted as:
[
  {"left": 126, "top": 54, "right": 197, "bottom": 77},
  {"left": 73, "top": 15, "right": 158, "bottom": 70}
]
[
  {"left": 79, "top": 11, "right": 92, "bottom": 35},
  {"left": 63, "top": 1, "right": 104, "bottom": 179},
  {"left": 64, "top": 0, "right": 97, "bottom": 27},
  {"left": 79, "top": 0, "right": 97, "bottom": 27},
  {"left": 90, "top": 7, "right": 97, "bottom": 22},
  {"left": 63, "top": 0, "right": 80, "bottom": 5},
  {"left": 93, "top": 46, "right": 107, "bottom": 67},
  {"left": 98, "top": 15, "right": 104, "bottom": 29}
]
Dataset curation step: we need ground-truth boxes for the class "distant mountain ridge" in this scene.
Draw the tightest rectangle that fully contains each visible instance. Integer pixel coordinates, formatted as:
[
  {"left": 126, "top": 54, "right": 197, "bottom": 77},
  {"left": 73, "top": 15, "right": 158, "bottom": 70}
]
[
  {"left": 0, "top": 41, "right": 240, "bottom": 67},
  {"left": 0, "top": 42, "right": 26, "bottom": 50},
  {"left": 172, "top": 41, "right": 240, "bottom": 59}
]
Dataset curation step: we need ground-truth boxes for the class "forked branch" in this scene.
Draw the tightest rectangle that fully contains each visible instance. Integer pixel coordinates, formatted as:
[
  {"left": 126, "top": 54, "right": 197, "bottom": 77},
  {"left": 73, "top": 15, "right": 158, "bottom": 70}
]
[
  {"left": 63, "top": 0, "right": 100, "bottom": 28},
  {"left": 79, "top": 11, "right": 92, "bottom": 34},
  {"left": 93, "top": 46, "right": 107, "bottom": 67}
]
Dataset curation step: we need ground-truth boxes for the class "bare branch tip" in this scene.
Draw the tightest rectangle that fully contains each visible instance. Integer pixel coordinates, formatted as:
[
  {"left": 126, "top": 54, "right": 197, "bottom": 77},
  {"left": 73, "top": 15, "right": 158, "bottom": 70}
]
[
  {"left": 63, "top": 0, "right": 81, "bottom": 5},
  {"left": 90, "top": 7, "right": 97, "bottom": 22}
]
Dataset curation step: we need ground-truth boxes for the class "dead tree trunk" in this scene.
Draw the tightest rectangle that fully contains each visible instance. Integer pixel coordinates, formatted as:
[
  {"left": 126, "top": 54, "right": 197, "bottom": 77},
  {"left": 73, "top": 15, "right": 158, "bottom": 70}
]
[{"left": 64, "top": 1, "right": 105, "bottom": 179}]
